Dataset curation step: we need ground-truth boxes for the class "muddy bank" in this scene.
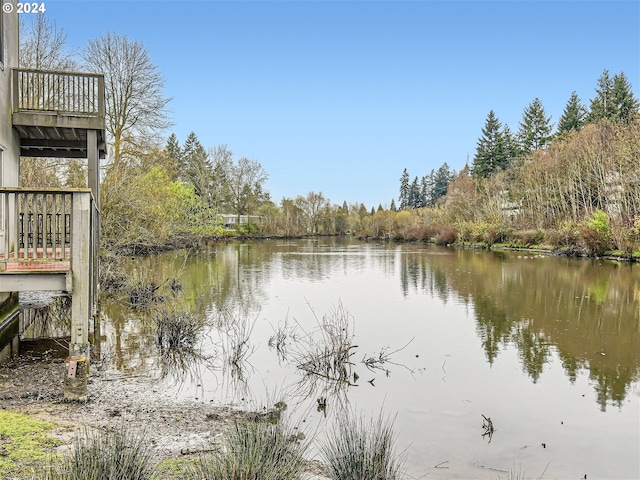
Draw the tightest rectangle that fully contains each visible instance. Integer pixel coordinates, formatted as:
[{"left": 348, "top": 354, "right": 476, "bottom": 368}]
[{"left": 0, "top": 354, "right": 328, "bottom": 479}]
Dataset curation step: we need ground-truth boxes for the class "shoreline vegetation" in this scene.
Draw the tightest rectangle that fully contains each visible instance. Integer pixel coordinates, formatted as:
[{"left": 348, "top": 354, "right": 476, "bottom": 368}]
[
  {"left": 103, "top": 230, "right": 639, "bottom": 264},
  {"left": 91, "top": 118, "right": 639, "bottom": 263}
]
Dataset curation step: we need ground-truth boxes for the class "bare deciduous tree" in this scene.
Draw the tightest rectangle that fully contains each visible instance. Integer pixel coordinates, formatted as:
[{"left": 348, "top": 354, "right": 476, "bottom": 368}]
[
  {"left": 209, "top": 144, "right": 234, "bottom": 212},
  {"left": 295, "top": 191, "right": 330, "bottom": 234},
  {"left": 226, "top": 157, "right": 269, "bottom": 222},
  {"left": 19, "top": 14, "right": 77, "bottom": 70},
  {"left": 82, "top": 32, "right": 172, "bottom": 165}
]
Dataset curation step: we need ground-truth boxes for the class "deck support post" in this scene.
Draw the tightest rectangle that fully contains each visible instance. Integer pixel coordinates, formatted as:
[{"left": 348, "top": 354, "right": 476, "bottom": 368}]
[
  {"left": 64, "top": 192, "right": 92, "bottom": 401},
  {"left": 87, "top": 130, "right": 100, "bottom": 319}
]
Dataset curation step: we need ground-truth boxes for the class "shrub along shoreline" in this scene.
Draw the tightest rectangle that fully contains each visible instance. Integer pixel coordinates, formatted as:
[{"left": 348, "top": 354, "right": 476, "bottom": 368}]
[{"left": 102, "top": 225, "right": 639, "bottom": 264}]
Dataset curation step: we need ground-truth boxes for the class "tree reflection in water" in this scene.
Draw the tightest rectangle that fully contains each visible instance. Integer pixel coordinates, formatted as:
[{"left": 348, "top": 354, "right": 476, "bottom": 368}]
[
  {"left": 101, "top": 241, "right": 640, "bottom": 414},
  {"left": 401, "top": 248, "right": 640, "bottom": 411}
]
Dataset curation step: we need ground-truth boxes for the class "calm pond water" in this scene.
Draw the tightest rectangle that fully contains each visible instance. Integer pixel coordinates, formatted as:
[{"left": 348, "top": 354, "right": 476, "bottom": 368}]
[{"left": 101, "top": 238, "right": 640, "bottom": 479}]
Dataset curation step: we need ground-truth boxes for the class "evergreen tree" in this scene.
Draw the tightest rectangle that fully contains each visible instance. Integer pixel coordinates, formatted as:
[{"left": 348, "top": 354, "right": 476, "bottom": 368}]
[
  {"left": 166, "top": 133, "right": 182, "bottom": 172},
  {"left": 420, "top": 174, "right": 432, "bottom": 207},
  {"left": 408, "top": 176, "right": 422, "bottom": 209},
  {"left": 342, "top": 200, "right": 349, "bottom": 214},
  {"left": 472, "top": 110, "right": 508, "bottom": 178},
  {"left": 182, "top": 132, "right": 212, "bottom": 201},
  {"left": 358, "top": 203, "right": 368, "bottom": 219},
  {"left": 557, "top": 91, "right": 587, "bottom": 134},
  {"left": 502, "top": 125, "right": 519, "bottom": 160},
  {"left": 419, "top": 178, "right": 427, "bottom": 208},
  {"left": 377, "top": 204, "right": 384, "bottom": 212},
  {"left": 517, "top": 98, "right": 553, "bottom": 153},
  {"left": 399, "top": 168, "right": 410, "bottom": 210},
  {"left": 390, "top": 198, "right": 397, "bottom": 212},
  {"left": 370, "top": 206, "right": 376, "bottom": 215},
  {"left": 423, "top": 170, "right": 435, "bottom": 207},
  {"left": 432, "top": 162, "right": 454, "bottom": 205},
  {"left": 588, "top": 69, "right": 615, "bottom": 122},
  {"left": 611, "top": 72, "right": 640, "bottom": 122}
]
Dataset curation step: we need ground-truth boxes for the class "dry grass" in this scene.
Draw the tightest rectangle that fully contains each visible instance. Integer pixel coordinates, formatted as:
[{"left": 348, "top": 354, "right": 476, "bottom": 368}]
[
  {"left": 189, "top": 420, "right": 308, "bottom": 480},
  {"left": 320, "top": 409, "right": 406, "bottom": 480},
  {"left": 42, "top": 427, "right": 155, "bottom": 480}
]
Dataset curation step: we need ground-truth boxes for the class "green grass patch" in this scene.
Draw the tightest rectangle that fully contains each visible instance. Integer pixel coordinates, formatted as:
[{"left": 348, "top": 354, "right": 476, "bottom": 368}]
[
  {"left": 0, "top": 410, "right": 60, "bottom": 479},
  {"left": 153, "top": 458, "right": 194, "bottom": 479}
]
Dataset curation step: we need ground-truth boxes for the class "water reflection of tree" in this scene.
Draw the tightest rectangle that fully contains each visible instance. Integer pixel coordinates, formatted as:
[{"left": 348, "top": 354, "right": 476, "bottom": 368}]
[
  {"left": 475, "top": 297, "right": 551, "bottom": 382},
  {"left": 590, "top": 367, "right": 630, "bottom": 411},
  {"left": 100, "top": 242, "right": 640, "bottom": 412},
  {"left": 473, "top": 296, "right": 512, "bottom": 365},
  {"left": 513, "top": 321, "right": 550, "bottom": 382},
  {"left": 400, "top": 247, "right": 640, "bottom": 410},
  {"left": 400, "top": 251, "right": 455, "bottom": 303},
  {"left": 102, "top": 245, "right": 266, "bottom": 355}
]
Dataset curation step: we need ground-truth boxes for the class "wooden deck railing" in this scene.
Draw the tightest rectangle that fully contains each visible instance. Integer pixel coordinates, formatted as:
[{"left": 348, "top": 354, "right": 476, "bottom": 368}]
[
  {"left": 0, "top": 188, "right": 97, "bottom": 272},
  {"left": 1, "top": 189, "right": 73, "bottom": 263},
  {"left": 12, "top": 69, "right": 105, "bottom": 117}
]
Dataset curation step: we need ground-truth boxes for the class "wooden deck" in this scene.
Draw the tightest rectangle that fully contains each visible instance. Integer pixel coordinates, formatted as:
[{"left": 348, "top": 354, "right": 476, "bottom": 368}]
[{"left": 12, "top": 69, "right": 106, "bottom": 159}]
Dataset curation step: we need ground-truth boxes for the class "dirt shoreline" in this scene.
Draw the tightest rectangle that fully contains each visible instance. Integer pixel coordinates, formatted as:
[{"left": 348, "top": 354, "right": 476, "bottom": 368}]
[{"left": 0, "top": 356, "right": 328, "bottom": 479}]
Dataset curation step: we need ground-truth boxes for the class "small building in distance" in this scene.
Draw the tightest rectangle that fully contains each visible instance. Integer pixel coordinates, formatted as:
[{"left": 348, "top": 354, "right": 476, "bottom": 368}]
[{"left": 219, "top": 214, "right": 262, "bottom": 229}]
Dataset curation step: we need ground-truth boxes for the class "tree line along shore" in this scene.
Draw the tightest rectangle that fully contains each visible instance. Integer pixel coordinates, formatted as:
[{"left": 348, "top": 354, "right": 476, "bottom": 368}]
[{"left": 18, "top": 16, "right": 640, "bottom": 260}]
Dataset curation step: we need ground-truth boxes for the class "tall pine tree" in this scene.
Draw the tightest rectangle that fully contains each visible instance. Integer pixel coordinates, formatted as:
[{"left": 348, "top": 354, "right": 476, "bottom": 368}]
[
  {"left": 423, "top": 171, "right": 436, "bottom": 207},
  {"left": 432, "top": 163, "right": 455, "bottom": 205},
  {"left": 399, "top": 168, "right": 410, "bottom": 210},
  {"left": 166, "top": 133, "right": 181, "bottom": 161},
  {"left": 517, "top": 98, "right": 553, "bottom": 153},
  {"left": 611, "top": 72, "right": 640, "bottom": 122},
  {"left": 588, "top": 69, "right": 616, "bottom": 122},
  {"left": 557, "top": 91, "right": 587, "bottom": 134},
  {"left": 182, "top": 132, "right": 212, "bottom": 201},
  {"left": 408, "top": 176, "right": 421, "bottom": 209},
  {"left": 472, "top": 110, "right": 508, "bottom": 178},
  {"left": 502, "top": 125, "right": 519, "bottom": 161}
]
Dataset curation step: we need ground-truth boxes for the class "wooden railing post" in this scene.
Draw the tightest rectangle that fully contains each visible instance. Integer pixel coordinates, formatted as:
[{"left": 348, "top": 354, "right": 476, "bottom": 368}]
[
  {"left": 65, "top": 191, "right": 91, "bottom": 401},
  {"left": 97, "top": 75, "right": 105, "bottom": 120},
  {"left": 11, "top": 69, "right": 19, "bottom": 113},
  {"left": 1, "top": 191, "right": 21, "bottom": 264}
]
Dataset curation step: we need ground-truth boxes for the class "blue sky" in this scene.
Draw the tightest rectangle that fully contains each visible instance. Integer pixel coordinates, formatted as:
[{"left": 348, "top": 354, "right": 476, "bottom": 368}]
[{"left": 31, "top": 0, "right": 640, "bottom": 208}]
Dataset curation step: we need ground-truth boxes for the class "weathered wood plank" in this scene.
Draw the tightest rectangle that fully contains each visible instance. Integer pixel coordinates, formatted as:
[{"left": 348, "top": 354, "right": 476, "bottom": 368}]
[{"left": 0, "top": 272, "right": 69, "bottom": 291}]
